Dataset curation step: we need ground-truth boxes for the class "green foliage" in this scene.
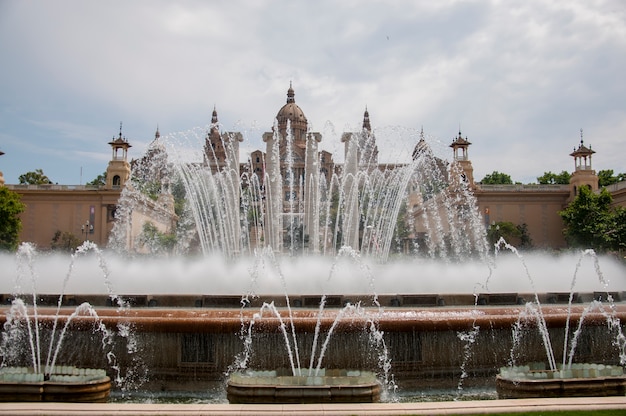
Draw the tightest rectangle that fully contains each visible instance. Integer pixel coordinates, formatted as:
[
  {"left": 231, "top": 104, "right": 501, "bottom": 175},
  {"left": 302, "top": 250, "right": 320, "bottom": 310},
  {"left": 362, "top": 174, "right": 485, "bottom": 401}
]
[
  {"left": 50, "top": 230, "right": 82, "bottom": 252},
  {"left": 170, "top": 177, "right": 187, "bottom": 217},
  {"left": 86, "top": 172, "right": 106, "bottom": 187},
  {"left": 391, "top": 199, "right": 410, "bottom": 254},
  {"left": 137, "top": 221, "right": 176, "bottom": 254},
  {"left": 559, "top": 186, "right": 626, "bottom": 252},
  {"left": 537, "top": 170, "right": 571, "bottom": 185},
  {"left": 598, "top": 169, "right": 626, "bottom": 187},
  {"left": 0, "top": 187, "right": 26, "bottom": 251},
  {"left": 480, "top": 171, "right": 513, "bottom": 185},
  {"left": 487, "top": 221, "right": 533, "bottom": 249},
  {"left": 19, "top": 169, "right": 52, "bottom": 185}
]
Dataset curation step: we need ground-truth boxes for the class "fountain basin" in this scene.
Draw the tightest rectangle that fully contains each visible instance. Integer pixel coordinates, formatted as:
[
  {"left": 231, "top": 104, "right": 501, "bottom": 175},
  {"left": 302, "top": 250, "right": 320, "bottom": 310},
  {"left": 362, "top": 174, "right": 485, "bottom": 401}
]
[
  {"left": 496, "top": 364, "right": 626, "bottom": 399},
  {"left": 226, "top": 369, "right": 381, "bottom": 403},
  {"left": 0, "top": 367, "right": 111, "bottom": 402}
]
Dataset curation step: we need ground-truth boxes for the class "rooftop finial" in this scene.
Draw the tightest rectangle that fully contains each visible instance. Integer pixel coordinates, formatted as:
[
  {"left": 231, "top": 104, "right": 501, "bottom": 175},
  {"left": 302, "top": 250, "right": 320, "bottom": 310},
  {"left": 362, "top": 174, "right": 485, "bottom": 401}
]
[
  {"left": 580, "top": 128, "right": 584, "bottom": 145},
  {"left": 119, "top": 121, "right": 123, "bottom": 139}
]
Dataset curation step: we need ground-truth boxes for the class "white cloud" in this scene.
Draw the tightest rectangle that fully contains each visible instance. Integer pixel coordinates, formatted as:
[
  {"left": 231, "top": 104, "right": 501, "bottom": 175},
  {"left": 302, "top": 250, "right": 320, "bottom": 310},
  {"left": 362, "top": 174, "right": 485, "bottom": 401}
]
[{"left": 0, "top": 0, "right": 625, "bottom": 185}]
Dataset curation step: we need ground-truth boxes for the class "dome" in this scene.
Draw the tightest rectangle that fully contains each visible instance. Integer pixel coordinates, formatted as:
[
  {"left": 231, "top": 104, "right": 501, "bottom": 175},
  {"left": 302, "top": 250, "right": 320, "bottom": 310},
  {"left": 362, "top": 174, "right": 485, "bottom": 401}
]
[{"left": 276, "top": 84, "right": 308, "bottom": 133}]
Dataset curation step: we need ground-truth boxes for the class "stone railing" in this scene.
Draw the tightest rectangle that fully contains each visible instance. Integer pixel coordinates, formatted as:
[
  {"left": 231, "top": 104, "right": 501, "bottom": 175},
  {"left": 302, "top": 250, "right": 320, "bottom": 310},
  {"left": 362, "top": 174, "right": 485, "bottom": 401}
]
[
  {"left": 476, "top": 184, "right": 570, "bottom": 192},
  {"left": 603, "top": 180, "right": 626, "bottom": 193},
  {"left": 6, "top": 184, "right": 103, "bottom": 191}
]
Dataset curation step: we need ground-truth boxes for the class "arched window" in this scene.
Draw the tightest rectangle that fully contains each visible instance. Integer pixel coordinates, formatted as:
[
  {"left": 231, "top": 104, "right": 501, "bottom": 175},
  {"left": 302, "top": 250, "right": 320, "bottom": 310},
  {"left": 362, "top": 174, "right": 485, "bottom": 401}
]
[{"left": 113, "top": 175, "right": 121, "bottom": 188}]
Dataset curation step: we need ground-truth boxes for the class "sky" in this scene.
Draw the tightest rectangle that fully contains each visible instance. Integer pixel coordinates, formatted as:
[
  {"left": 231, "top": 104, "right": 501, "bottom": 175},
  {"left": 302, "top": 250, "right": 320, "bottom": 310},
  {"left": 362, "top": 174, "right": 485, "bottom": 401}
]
[{"left": 0, "top": 0, "right": 625, "bottom": 186}]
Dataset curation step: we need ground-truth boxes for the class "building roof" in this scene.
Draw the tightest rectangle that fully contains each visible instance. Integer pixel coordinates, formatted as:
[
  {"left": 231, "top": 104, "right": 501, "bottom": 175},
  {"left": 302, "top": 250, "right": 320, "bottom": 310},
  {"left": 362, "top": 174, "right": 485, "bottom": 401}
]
[
  {"left": 449, "top": 130, "right": 471, "bottom": 148},
  {"left": 275, "top": 83, "right": 308, "bottom": 133}
]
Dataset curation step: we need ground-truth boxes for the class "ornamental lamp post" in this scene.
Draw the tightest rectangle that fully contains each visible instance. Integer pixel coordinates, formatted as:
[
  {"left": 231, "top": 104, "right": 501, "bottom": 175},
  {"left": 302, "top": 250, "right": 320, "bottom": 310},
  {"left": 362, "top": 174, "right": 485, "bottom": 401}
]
[{"left": 81, "top": 221, "right": 93, "bottom": 241}]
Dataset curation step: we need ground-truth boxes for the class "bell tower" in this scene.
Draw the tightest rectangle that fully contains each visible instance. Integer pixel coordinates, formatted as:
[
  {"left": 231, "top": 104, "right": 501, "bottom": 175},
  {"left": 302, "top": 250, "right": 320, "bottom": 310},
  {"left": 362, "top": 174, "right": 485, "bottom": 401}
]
[
  {"left": 449, "top": 130, "right": 475, "bottom": 187},
  {"left": 569, "top": 129, "right": 598, "bottom": 201},
  {"left": 105, "top": 123, "right": 132, "bottom": 190}
]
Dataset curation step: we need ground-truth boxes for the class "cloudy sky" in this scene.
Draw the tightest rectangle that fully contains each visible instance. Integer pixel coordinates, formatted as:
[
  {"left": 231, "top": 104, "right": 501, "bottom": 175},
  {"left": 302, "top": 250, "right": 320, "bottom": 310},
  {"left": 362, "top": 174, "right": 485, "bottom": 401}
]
[{"left": 0, "top": 0, "right": 624, "bottom": 185}]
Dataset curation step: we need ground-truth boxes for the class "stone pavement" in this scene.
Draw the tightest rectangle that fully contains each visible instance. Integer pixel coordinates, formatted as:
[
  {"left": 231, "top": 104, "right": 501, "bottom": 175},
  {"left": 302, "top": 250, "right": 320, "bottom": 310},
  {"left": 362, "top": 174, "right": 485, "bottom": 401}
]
[{"left": 1, "top": 397, "right": 626, "bottom": 415}]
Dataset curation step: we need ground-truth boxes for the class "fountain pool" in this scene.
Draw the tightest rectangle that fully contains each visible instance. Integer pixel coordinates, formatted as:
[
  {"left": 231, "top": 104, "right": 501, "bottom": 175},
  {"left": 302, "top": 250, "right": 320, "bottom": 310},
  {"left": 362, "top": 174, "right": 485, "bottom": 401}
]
[
  {"left": 1, "top": 245, "right": 626, "bottom": 402},
  {"left": 3, "top": 116, "right": 626, "bottom": 402}
]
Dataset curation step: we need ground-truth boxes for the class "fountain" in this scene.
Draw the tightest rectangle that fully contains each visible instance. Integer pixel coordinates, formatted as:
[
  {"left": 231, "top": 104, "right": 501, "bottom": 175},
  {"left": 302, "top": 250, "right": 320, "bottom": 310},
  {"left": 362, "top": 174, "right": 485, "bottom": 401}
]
[
  {"left": 2, "top": 108, "right": 626, "bottom": 405},
  {"left": 0, "top": 242, "right": 145, "bottom": 402},
  {"left": 492, "top": 244, "right": 626, "bottom": 398}
]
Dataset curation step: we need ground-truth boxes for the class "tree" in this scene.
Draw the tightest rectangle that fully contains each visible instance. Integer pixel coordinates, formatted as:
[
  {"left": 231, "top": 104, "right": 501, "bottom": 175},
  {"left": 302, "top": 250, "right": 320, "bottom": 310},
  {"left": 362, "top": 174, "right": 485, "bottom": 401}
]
[
  {"left": 50, "top": 230, "right": 82, "bottom": 252},
  {"left": 137, "top": 221, "right": 176, "bottom": 254},
  {"left": 487, "top": 221, "right": 533, "bottom": 249},
  {"left": 480, "top": 171, "right": 513, "bottom": 185},
  {"left": 537, "top": 171, "right": 571, "bottom": 185},
  {"left": 19, "top": 169, "right": 53, "bottom": 185},
  {"left": 598, "top": 169, "right": 626, "bottom": 187},
  {"left": 87, "top": 172, "right": 106, "bottom": 187},
  {"left": 559, "top": 186, "right": 626, "bottom": 252},
  {"left": 0, "top": 187, "right": 26, "bottom": 251}
]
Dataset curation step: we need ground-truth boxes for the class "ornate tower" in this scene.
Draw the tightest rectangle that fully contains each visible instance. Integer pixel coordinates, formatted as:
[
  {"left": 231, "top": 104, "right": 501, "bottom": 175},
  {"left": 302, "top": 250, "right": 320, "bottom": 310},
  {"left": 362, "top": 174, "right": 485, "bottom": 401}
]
[
  {"left": 275, "top": 82, "right": 308, "bottom": 142},
  {"left": 105, "top": 123, "right": 132, "bottom": 190},
  {"left": 204, "top": 106, "right": 228, "bottom": 174},
  {"left": 340, "top": 108, "right": 379, "bottom": 250},
  {"left": 569, "top": 129, "right": 598, "bottom": 201},
  {"left": 449, "top": 130, "right": 475, "bottom": 187},
  {"left": 263, "top": 83, "right": 320, "bottom": 252}
]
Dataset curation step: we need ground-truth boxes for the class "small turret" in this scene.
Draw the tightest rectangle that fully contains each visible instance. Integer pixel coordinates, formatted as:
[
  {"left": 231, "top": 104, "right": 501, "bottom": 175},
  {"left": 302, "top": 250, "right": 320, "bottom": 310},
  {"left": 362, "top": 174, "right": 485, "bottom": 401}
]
[
  {"left": 569, "top": 129, "right": 598, "bottom": 200},
  {"left": 449, "top": 129, "right": 474, "bottom": 187},
  {"left": 105, "top": 123, "right": 132, "bottom": 190}
]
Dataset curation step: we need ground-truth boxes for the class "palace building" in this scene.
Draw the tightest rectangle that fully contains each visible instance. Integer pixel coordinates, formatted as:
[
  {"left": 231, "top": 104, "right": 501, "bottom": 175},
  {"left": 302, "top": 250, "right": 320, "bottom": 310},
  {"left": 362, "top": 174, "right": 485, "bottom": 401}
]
[{"left": 2, "top": 85, "right": 625, "bottom": 253}]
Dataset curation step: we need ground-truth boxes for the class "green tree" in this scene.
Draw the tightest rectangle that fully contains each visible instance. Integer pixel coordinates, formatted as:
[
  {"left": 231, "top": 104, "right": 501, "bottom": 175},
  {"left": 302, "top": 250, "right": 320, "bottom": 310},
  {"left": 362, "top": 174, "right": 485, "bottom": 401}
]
[
  {"left": 0, "top": 187, "right": 26, "bottom": 251},
  {"left": 517, "top": 223, "right": 533, "bottom": 249},
  {"left": 487, "top": 221, "right": 520, "bottom": 246},
  {"left": 87, "top": 172, "right": 106, "bottom": 187},
  {"left": 480, "top": 171, "right": 513, "bottom": 185},
  {"left": 559, "top": 186, "right": 626, "bottom": 252},
  {"left": 537, "top": 171, "right": 571, "bottom": 185},
  {"left": 19, "top": 169, "right": 53, "bottom": 185},
  {"left": 487, "top": 221, "right": 532, "bottom": 249},
  {"left": 137, "top": 221, "right": 176, "bottom": 254},
  {"left": 50, "top": 230, "right": 82, "bottom": 252},
  {"left": 597, "top": 169, "right": 626, "bottom": 187}
]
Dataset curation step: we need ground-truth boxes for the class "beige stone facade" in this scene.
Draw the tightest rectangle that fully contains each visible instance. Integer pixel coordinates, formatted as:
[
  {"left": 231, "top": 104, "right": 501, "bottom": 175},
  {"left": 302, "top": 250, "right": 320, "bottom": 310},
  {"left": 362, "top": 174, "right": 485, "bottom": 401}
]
[
  {"left": 4, "top": 127, "right": 177, "bottom": 251},
  {"left": 3, "top": 89, "right": 624, "bottom": 253},
  {"left": 474, "top": 184, "right": 571, "bottom": 248},
  {"left": 5, "top": 184, "right": 120, "bottom": 248}
]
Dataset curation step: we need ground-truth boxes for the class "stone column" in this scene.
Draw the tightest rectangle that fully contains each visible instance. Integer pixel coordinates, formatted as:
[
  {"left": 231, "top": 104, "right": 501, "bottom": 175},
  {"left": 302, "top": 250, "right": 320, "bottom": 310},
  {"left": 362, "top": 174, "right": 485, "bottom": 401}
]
[
  {"left": 263, "top": 131, "right": 283, "bottom": 252},
  {"left": 341, "top": 132, "right": 361, "bottom": 251},
  {"left": 303, "top": 132, "right": 322, "bottom": 253}
]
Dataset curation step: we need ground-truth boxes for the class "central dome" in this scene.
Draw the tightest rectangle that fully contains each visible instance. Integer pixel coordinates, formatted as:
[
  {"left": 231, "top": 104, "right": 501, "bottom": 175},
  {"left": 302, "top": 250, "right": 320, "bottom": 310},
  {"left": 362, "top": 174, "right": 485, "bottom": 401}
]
[{"left": 276, "top": 84, "right": 308, "bottom": 134}]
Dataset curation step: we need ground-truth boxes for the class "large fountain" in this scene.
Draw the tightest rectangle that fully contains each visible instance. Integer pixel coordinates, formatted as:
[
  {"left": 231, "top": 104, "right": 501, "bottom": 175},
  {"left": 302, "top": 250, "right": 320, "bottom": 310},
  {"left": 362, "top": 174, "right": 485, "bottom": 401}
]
[{"left": 2, "top": 107, "right": 626, "bottom": 404}]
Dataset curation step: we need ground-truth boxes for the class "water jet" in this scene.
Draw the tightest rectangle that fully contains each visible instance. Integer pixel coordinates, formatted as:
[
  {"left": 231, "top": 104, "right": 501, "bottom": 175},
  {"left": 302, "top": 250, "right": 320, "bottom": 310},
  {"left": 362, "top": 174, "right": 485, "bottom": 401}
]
[{"left": 3, "top": 113, "right": 626, "bottom": 403}]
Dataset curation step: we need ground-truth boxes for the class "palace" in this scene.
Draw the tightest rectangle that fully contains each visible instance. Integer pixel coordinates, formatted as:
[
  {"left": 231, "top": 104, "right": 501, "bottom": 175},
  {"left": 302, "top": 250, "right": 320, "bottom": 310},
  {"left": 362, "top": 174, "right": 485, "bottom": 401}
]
[{"left": 2, "top": 85, "right": 625, "bottom": 253}]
